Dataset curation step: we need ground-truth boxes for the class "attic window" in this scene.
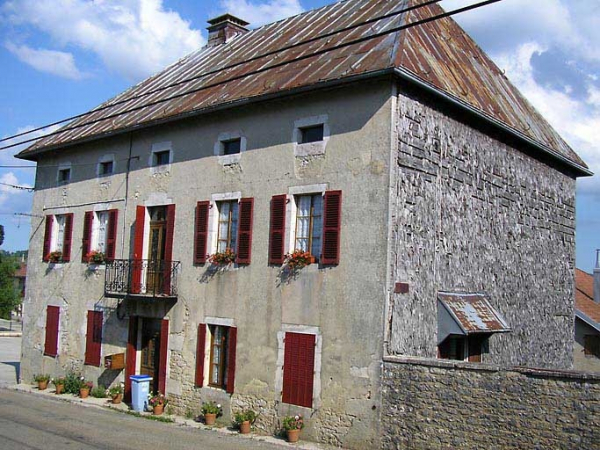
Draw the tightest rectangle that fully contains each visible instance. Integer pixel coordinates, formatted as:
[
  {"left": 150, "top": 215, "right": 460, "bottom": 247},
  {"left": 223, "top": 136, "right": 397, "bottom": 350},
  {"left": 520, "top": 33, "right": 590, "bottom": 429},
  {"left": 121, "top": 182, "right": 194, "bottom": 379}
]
[
  {"left": 99, "top": 161, "right": 113, "bottom": 176},
  {"left": 222, "top": 138, "right": 241, "bottom": 155},
  {"left": 58, "top": 167, "right": 71, "bottom": 184},
  {"left": 154, "top": 150, "right": 170, "bottom": 166},
  {"left": 299, "top": 124, "right": 324, "bottom": 144}
]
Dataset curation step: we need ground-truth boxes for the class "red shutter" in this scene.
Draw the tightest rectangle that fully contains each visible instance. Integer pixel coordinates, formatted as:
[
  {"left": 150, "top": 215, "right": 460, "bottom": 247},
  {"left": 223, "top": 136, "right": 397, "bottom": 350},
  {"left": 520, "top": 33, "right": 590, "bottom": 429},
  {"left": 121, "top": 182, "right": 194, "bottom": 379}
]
[
  {"left": 321, "top": 190, "right": 342, "bottom": 265},
  {"left": 62, "top": 213, "right": 74, "bottom": 262},
  {"left": 106, "top": 209, "right": 118, "bottom": 260},
  {"left": 282, "top": 332, "right": 315, "bottom": 408},
  {"left": 162, "top": 205, "right": 176, "bottom": 295},
  {"left": 194, "top": 201, "right": 210, "bottom": 264},
  {"left": 236, "top": 198, "right": 254, "bottom": 264},
  {"left": 81, "top": 211, "right": 94, "bottom": 262},
  {"left": 44, "top": 306, "right": 60, "bottom": 357},
  {"left": 195, "top": 323, "right": 206, "bottom": 387},
  {"left": 131, "top": 206, "right": 145, "bottom": 294},
  {"left": 125, "top": 316, "right": 138, "bottom": 402},
  {"left": 226, "top": 327, "right": 237, "bottom": 394},
  {"left": 158, "top": 319, "right": 169, "bottom": 394},
  {"left": 84, "top": 310, "right": 103, "bottom": 366},
  {"left": 43, "top": 216, "right": 53, "bottom": 262},
  {"left": 268, "top": 195, "right": 287, "bottom": 264}
]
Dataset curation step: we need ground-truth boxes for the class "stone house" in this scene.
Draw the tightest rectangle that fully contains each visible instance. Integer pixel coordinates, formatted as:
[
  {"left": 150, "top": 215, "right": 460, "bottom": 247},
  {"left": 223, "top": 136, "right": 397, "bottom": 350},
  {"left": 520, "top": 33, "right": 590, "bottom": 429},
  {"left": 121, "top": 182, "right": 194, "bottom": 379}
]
[
  {"left": 574, "top": 254, "right": 600, "bottom": 372},
  {"left": 17, "top": 1, "right": 591, "bottom": 448}
]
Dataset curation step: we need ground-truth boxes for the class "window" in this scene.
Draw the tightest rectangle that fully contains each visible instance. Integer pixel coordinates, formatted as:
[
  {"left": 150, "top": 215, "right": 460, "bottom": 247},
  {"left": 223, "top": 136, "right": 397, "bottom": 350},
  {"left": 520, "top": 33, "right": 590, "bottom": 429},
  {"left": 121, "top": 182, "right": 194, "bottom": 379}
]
[
  {"left": 438, "top": 335, "right": 486, "bottom": 362},
  {"left": 82, "top": 209, "right": 118, "bottom": 262},
  {"left": 43, "top": 214, "right": 74, "bottom": 262},
  {"left": 282, "top": 332, "right": 315, "bottom": 408},
  {"left": 299, "top": 124, "right": 324, "bottom": 144},
  {"left": 584, "top": 335, "right": 600, "bottom": 358},
  {"left": 44, "top": 306, "right": 60, "bottom": 357},
  {"left": 99, "top": 160, "right": 113, "bottom": 176},
  {"left": 195, "top": 322, "right": 237, "bottom": 393},
  {"left": 217, "top": 201, "right": 238, "bottom": 253},
  {"left": 84, "top": 311, "right": 103, "bottom": 366},
  {"left": 153, "top": 150, "right": 170, "bottom": 166},
  {"left": 295, "top": 194, "right": 323, "bottom": 259},
  {"left": 222, "top": 138, "right": 241, "bottom": 155},
  {"left": 58, "top": 167, "right": 71, "bottom": 184},
  {"left": 150, "top": 142, "right": 173, "bottom": 173}
]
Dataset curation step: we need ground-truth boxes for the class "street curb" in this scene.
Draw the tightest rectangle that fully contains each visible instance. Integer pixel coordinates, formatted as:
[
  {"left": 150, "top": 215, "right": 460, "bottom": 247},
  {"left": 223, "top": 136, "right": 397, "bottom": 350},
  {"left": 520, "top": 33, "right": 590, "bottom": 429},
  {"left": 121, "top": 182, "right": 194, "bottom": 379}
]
[{"left": 6, "top": 384, "right": 339, "bottom": 450}]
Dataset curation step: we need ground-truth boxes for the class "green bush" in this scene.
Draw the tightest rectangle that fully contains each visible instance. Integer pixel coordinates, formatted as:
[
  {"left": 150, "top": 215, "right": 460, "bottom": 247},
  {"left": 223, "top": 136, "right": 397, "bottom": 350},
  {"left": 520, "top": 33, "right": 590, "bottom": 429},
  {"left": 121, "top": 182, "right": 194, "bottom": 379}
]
[
  {"left": 91, "top": 386, "right": 107, "bottom": 398},
  {"left": 63, "top": 372, "right": 83, "bottom": 394}
]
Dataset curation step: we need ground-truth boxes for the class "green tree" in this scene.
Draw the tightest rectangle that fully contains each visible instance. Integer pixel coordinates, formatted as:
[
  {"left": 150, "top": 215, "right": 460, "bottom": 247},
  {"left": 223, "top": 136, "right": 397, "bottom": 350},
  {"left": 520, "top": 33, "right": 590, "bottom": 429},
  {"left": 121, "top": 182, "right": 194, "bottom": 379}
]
[{"left": 0, "top": 254, "right": 20, "bottom": 319}]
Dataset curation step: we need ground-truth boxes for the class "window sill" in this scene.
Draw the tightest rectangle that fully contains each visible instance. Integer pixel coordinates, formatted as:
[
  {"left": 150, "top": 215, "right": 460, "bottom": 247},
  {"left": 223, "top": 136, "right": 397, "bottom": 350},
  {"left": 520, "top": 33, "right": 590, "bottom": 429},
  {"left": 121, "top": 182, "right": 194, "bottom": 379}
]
[
  {"left": 294, "top": 142, "right": 326, "bottom": 157},
  {"left": 217, "top": 153, "right": 241, "bottom": 166},
  {"left": 150, "top": 164, "right": 171, "bottom": 175}
]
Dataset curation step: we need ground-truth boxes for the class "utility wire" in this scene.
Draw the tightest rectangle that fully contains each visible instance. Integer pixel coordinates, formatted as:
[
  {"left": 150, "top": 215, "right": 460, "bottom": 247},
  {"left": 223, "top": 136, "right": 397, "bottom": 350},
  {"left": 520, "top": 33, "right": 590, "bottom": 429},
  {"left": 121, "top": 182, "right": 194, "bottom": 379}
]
[
  {"left": 0, "top": 0, "right": 442, "bottom": 145},
  {"left": 0, "top": 182, "right": 34, "bottom": 192},
  {"left": 0, "top": 0, "right": 503, "bottom": 152}
]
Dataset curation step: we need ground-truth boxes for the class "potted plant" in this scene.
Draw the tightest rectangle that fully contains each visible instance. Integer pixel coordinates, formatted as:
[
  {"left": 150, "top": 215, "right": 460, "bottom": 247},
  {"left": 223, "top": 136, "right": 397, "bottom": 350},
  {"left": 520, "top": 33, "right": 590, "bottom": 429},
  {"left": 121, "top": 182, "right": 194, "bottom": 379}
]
[
  {"left": 79, "top": 379, "right": 93, "bottom": 398},
  {"left": 282, "top": 414, "right": 304, "bottom": 443},
  {"left": 208, "top": 248, "right": 236, "bottom": 266},
  {"left": 108, "top": 384, "right": 123, "bottom": 404},
  {"left": 52, "top": 376, "right": 66, "bottom": 394},
  {"left": 47, "top": 251, "right": 62, "bottom": 263},
  {"left": 34, "top": 374, "right": 51, "bottom": 390},
  {"left": 284, "top": 250, "right": 314, "bottom": 271},
  {"left": 201, "top": 401, "right": 222, "bottom": 425},
  {"left": 86, "top": 250, "right": 106, "bottom": 264},
  {"left": 148, "top": 392, "right": 168, "bottom": 415},
  {"left": 234, "top": 409, "right": 257, "bottom": 434}
]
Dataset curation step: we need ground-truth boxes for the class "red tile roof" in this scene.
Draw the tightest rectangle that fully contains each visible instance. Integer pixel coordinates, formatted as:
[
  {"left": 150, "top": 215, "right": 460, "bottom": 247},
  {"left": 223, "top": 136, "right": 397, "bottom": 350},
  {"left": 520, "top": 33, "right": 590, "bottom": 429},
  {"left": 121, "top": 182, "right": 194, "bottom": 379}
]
[
  {"left": 575, "top": 269, "right": 600, "bottom": 323},
  {"left": 17, "top": 0, "right": 588, "bottom": 174}
]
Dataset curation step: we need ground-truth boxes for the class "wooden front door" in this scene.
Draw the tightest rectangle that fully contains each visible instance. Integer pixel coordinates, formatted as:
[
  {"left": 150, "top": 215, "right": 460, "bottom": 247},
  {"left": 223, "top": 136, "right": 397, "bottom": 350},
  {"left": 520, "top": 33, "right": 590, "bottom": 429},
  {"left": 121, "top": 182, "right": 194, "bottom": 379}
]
[
  {"left": 140, "top": 319, "right": 162, "bottom": 393},
  {"left": 146, "top": 207, "right": 167, "bottom": 294}
]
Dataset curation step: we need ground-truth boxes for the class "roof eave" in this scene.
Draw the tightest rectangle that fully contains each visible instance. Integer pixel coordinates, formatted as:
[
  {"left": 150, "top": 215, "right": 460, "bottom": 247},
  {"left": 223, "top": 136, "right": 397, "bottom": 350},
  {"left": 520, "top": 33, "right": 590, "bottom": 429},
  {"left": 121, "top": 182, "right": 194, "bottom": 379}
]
[
  {"left": 393, "top": 67, "right": 593, "bottom": 178},
  {"left": 576, "top": 310, "right": 600, "bottom": 333}
]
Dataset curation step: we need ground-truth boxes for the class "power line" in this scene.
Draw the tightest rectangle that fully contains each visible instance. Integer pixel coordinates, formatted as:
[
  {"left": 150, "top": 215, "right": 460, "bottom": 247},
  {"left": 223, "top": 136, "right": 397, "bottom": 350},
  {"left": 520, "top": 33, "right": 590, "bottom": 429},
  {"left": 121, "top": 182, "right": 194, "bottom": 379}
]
[
  {"left": 0, "top": 0, "right": 442, "bottom": 146},
  {"left": 0, "top": 0, "right": 503, "bottom": 152},
  {"left": 0, "top": 182, "right": 34, "bottom": 192}
]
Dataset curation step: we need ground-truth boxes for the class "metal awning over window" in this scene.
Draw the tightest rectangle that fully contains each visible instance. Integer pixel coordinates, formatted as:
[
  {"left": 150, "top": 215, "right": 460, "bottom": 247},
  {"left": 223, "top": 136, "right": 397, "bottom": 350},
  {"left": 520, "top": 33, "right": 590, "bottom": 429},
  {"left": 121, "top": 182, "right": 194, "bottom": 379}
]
[{"left": 437, "top": 292, "right": 511, "bottom": 345}]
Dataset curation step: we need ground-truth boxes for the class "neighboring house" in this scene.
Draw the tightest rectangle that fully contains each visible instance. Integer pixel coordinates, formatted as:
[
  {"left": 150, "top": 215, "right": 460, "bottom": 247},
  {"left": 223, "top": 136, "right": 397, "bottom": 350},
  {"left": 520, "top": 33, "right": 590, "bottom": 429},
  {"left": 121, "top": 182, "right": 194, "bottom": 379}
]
[
  {"left": 17, "top": 1, "right": 591, "bottom": 448},
  {"left": 574, "top": 254, "right": 600, "bottom": 372}
]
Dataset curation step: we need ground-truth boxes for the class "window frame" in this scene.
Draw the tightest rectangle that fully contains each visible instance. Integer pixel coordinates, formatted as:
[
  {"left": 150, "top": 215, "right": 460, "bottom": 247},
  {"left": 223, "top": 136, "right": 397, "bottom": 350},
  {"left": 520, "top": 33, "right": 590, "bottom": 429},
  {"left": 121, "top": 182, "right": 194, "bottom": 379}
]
[
  {"left": 97, "top": 154, "right": 115, "bottom": 178},
  {"left": 208, "top": 324, "right": 229, "bottom": 389},
  {"left": 299, "top": 124, "right": 324, "bottom": 144},
  {"left": 293, "top": 115, "right": 329, "bottom": 157},
  {"left": 293, "top": 193, "right": 323, "bottom": 261},
  {"left": 149, "top": 142, "right": 173, "bottom": 174},
  {"left": 286, "top": 185, "right": 327, "bottom": 258},
  {"left": 216, "top": 200, "right": 239, "bottom": 254},
  {"left": 214, "top": 132, "right": 246, "bottom": 166},
  {"left": 57, "top": 163, "right": 72, "bottom": 185},
  {"left": 197, "top": 318, "right": 237, "bottom": 393}
]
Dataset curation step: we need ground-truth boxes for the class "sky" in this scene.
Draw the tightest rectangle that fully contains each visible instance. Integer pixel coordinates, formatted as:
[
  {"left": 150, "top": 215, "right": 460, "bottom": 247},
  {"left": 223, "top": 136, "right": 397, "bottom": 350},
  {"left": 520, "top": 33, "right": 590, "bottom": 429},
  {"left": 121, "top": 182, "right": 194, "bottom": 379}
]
[{"left": 0, "top": 0, "right": 598, "bottom": 271}]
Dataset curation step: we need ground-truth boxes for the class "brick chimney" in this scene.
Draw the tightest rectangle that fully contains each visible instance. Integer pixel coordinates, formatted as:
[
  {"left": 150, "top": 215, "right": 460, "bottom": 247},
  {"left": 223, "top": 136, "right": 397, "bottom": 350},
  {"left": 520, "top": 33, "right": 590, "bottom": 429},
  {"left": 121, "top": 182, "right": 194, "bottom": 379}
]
[
  {"left": 594, "top": 249, "right": 600, "bottom": 303},
  {"left": 207, "top": 14, "right": 249, "bottom": 46}
]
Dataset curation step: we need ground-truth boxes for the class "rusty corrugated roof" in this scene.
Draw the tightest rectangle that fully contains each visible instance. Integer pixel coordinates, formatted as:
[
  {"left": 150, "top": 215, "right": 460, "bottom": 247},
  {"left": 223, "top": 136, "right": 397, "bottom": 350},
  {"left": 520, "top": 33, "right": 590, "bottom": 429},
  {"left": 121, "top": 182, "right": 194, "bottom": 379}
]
[
  {"left": 438, "top": 292, "right": 510, "bottom": 334},
  {"left": 17, "top": 0, "right": 589, "bottom": 173}
]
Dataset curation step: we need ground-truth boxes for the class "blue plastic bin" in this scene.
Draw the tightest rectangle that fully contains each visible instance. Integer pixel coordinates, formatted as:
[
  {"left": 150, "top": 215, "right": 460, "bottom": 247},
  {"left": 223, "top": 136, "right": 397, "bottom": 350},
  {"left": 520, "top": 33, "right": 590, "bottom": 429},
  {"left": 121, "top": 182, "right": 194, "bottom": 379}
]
[{"left": 130, "top": 375, "right": 152, "bottom": 412}]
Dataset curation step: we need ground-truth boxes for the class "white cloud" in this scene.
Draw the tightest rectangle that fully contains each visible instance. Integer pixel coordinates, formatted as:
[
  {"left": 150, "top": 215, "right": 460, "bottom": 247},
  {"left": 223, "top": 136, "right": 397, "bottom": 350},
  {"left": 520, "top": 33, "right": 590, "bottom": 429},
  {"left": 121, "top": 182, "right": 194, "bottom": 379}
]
[
  {"left": 219, "top": 0, "right": 303, "bottom": 27},
  {"left": 5, "top": 42, "right": 86, "bottom": 80},
  {"left": 1, "top": 0, "right": 203, "bottom": 81}
]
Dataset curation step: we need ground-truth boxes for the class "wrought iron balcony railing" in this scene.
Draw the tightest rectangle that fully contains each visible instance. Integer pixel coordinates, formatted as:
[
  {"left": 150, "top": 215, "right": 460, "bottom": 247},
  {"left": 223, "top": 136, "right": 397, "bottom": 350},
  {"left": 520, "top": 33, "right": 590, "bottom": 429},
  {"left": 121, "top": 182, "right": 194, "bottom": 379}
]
[{"left": 104, "top": 259, "right": 180, "bottom": 298}]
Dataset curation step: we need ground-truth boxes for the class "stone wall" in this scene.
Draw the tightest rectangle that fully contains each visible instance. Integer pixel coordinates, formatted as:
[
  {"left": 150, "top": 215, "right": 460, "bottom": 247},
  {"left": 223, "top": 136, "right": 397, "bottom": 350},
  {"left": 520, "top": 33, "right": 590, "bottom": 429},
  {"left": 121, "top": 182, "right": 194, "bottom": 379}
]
[
  {"left": 382, "top": 357, "right": 600, "bottom": 450},
  {"left": 388, "top": 86, "right": 577, "bottom": 368}
]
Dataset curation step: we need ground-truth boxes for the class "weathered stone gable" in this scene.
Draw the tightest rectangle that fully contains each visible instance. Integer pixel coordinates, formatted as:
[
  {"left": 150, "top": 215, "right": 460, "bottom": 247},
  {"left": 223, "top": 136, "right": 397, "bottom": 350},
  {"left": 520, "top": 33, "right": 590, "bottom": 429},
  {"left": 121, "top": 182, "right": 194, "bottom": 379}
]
[{"left": 388, "top": 86, "right": 576, "bottom": 368}]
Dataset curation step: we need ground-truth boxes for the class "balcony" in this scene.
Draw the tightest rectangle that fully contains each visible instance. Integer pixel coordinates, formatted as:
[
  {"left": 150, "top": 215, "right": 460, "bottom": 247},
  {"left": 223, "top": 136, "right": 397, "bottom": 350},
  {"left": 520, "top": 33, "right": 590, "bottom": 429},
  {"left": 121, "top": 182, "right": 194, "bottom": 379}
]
[{"left": 104, "top": 259, "right": 180, "bottom": 298}]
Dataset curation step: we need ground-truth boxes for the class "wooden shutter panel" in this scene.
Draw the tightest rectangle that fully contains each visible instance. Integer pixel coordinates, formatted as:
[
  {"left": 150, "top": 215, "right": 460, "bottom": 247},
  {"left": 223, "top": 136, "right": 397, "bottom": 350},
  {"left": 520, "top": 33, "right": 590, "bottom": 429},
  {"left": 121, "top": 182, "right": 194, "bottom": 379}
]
[
  {"left": 194, "top": 201, "right": 210, "bottom": 264},
  {"left": 162, "top": 205, "right": 176, "bottom": 295},
  {"left": 236, "top": 198, "right": 254, "bottom": 264},
  {"left": 195, "top": 324, "right": 206, "bottom": 387},
  {"left": 158, "top": 319, "right": 169, "bottom": 394},
  {"left": 321, "top": 190, "right": 342, "bottom": 265},
  {"left": 268, "top": 195, "right": 287, "bottom": 264},
  {"left": 84, "top": 310, "right": 103, "bottom": 366},
  {"left": 106, "top": 209, "right": 118, "bottom": 260},
  {"left": 44, "top": 306, "right": 60, "bottom": 357},
  {"left": 62, "top": 213, "right": 74, "bottom": 262},
  {"left": 282, "top": 332, "right": 315, "bottom": 408},
  {"left": 226, "top": 327, "right": 237, "bottom": 394},
  {"left": 43, "top": 216, "right": 53, "bottom": 262},
  {"left": 124, "top": 316, "right": 138, "bottom": 402},
  {"left": 81, "top": 211, "right": 94, "bottom": 262},
  {"left": 131, "top": 206, "right": 145, "bottom": 294}
]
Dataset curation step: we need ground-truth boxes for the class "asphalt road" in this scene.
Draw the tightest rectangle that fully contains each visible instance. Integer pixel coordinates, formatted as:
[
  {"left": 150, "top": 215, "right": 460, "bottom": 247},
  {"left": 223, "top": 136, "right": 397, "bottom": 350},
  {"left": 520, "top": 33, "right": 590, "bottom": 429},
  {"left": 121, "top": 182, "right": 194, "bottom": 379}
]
[{"left": 0, "top": 389, "right": 287, "bottom": 450}]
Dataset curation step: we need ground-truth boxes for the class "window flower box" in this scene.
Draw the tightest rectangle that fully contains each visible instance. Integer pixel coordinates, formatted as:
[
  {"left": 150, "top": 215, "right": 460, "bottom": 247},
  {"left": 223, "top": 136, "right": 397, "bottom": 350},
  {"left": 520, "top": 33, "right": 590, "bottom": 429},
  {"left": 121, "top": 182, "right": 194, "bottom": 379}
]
[
  {"left": 86, "top": 251, "right": 106, "bottom": 264},
  {"left": 47, "top": 251, "right": 63, "bottom": 263},
  {"left": 208, "top": 249, "right": 236, "bottom": 266},
  {"left": 285, "top": 250, "right": 315, "bottom": 270}
]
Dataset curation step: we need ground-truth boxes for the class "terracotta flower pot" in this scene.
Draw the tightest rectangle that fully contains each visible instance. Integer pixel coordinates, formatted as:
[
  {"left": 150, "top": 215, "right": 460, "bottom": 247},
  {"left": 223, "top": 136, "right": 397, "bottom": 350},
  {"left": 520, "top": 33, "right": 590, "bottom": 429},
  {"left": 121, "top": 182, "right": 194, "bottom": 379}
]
[
  {"left": 79, "top": 387, "right": 90, "bottom": 398},
  {"left": 153, "top": 403, "right": 164, "bottom": 415},
  {"left": 287, "top": 429, "right": 300, "bottom": 443},
  {"left": 239, "top": 421, "right": 251, "bottom": 434},
  {"left": 37, "top": 380, "right": 48, "bottom": 391},
  {"left": 55, "top": 384, "right": 64, "bottom": 395},
  {"left": 204, "top": 413, "right": 216, "bottom": 425},
  {"left": 112, "top": 393, "right": 122, "bottom": 404}
]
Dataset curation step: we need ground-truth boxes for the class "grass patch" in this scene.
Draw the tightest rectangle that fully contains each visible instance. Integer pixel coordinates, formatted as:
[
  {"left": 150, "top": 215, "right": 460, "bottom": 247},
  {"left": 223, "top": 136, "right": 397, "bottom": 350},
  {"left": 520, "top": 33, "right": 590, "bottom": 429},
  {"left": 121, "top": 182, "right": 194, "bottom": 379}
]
[{"left": 123, "top": 410, "right": 175, "bottom": 423}]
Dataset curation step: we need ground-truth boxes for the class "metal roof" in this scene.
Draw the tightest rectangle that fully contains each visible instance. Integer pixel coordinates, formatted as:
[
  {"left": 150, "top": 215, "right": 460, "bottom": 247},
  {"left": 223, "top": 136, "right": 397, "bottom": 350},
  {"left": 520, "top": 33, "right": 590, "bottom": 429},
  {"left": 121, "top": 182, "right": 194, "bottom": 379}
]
[
  {"left": 17, "top": 0, "right": 590, "bottom": 174},
  {"left": 438, "top": 292, "right": 510, "bottom": 336}
]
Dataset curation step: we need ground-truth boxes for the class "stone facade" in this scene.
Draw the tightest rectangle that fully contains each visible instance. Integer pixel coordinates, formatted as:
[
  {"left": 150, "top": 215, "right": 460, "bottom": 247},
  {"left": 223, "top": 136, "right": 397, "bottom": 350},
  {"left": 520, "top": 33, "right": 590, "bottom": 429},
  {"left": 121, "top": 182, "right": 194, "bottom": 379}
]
[
  {"left": 381, "top": 357, "right": 600, "bottom": 450},
  {"left": 387, "top": 85, "right": 576, "bottom": 368}
]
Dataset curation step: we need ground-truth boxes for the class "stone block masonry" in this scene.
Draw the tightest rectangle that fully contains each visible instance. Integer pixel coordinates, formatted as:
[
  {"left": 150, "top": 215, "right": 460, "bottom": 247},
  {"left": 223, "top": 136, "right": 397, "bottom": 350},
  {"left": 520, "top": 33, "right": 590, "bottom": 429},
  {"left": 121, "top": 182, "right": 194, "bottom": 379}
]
[{"left": 382, "top": 357, "right": 600, "bottom": 450}]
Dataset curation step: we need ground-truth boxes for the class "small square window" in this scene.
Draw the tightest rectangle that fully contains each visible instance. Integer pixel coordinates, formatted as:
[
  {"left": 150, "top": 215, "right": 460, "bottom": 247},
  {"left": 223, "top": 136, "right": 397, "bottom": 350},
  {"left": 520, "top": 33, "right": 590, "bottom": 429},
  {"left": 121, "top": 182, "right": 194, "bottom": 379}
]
[
  {"left": 58, "top": 168, "right": 71, "bottom": 184},
  {"left": 222, "top": 139, "right": 241, "bottom": 155},
  {"left": 153, "top": 150, "right": 170, "bottom": 166},
  {"left": 299, "top": 124, "right": 324, "bottom": 144},
  {"left": 99, "top": 161, "right": 113, "bottom": 176}
]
